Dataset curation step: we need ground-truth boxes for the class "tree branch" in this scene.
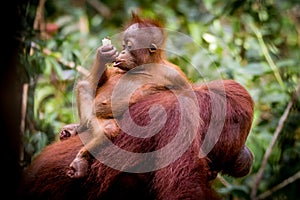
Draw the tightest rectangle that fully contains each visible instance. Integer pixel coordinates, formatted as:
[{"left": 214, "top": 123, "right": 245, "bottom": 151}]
[
  {"left": 257, "top": 171, "right": 300, "bottom": 199},
  {"left": 248, "top": 19, "right": 284, "bottom": 88},
  {"left": 251, "top": 80, "right": 300, "bottom": 200},
  {"left": 86, "top": 0, "right": 111, "bottom": 18},
  {"left": 217, "top": 174, "right": 231, "bottom": 188},
  {"left": 31, "top": 42, "right": 90, "bottom": 77},
  {"left": 20, "top": 83, "right": 29, "bottom": 135}
]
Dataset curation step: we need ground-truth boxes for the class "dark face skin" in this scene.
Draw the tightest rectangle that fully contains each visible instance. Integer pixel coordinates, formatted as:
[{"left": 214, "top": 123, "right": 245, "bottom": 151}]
[{"left": 113, "top": 23, "right": 164, "bottom": 70}]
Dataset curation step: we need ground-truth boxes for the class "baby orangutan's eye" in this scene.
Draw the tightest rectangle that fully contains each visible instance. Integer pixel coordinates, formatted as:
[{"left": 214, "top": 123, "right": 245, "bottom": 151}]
[
  {"left": 127, "top": 41, "right": 133, "bottom": 50},
  {"left": 122, "top": 41, "right": 126, "bottom": 50}
]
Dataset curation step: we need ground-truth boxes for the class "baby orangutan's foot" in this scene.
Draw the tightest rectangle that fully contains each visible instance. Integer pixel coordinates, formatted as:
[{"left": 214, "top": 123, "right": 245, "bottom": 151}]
[
  {"left": 59, "top": 123, "right": 79, "bottom": 141},
  {"left": 67, "top": 148, "right": 91, "bottom": 178}
]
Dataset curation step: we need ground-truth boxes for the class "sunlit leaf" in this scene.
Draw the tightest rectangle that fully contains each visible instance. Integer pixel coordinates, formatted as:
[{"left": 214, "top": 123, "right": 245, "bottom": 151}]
[{"left": 202, "top": 33, "right": 217, "bottom": 43}]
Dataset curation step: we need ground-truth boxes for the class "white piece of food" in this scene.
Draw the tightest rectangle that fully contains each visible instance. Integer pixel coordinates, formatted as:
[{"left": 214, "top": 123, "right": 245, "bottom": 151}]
[{"left": 102, "top": 38, "right": 111, "bottom": 46}]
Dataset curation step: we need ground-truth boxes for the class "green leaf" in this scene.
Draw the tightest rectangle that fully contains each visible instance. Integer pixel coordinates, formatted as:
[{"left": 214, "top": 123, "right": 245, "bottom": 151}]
[
  {"left": 218, "top": 185, "right": 249, "bottom": 199},
  {"left": 202, "top": 33, "right": 217, "bottom": 43},
  {"left": 188, "top": 23, "right": 202, "bottom": 44},
  {"left": 44, "top": 58, "right": 52, "bottom": 77},
  {"left": 49, "top": 57, "right": 64, "bottom": 79},
  {"left": 34, "top": 85, "right": 56, "bottom": 119},
  {"left": 260, "top": 91, "right": 289, "bottom": 104},
  {"left": 241, "top": 62, "right": 269, "bottom": 76},
  {"left": 29, "top": 131, "right": 48, "bottom": 157}
]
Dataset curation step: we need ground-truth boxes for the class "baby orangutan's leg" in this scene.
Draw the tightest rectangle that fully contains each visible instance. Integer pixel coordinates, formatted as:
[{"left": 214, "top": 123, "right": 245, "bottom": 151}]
[
  {"left": 67, "top": 116, "right": 108, "bottom": 178},
  {"left": 67, "top": 81, "right": 121, "bottom": 178},
  {"left": 67, "top": 80, "right": 96, "bottom": 178}
]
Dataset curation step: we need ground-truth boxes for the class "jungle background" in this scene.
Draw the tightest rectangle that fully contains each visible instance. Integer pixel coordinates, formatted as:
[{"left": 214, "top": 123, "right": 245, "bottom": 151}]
[{"left": 3, "top": 0, "right": 300, "bottom": 199}]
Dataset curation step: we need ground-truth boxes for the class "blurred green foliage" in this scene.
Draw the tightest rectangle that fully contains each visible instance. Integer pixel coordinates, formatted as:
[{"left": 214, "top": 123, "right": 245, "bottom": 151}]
[{"left": 19, "top": 0, "right": 300, "bottom": 199}]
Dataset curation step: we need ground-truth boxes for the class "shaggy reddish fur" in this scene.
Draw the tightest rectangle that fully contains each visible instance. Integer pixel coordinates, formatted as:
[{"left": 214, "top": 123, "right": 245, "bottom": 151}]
[{"left": 18, "top": 79, "right": 254, "bottom": 200}]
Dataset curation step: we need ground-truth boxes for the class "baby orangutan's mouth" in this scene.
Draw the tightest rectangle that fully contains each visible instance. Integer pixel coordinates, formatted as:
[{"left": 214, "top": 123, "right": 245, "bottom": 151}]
[{"left": 113, "top": 59, "right": 125, "bottom": 67}]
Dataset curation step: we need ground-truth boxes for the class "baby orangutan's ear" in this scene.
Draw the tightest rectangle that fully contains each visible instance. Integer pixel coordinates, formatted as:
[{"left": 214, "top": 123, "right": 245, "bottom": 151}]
[{"left": 149, "top": 43, "right": 157, "bottom": 53}]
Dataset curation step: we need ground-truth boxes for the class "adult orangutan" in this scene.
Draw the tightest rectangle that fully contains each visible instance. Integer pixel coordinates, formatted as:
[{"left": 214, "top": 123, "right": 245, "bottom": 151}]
[
  {"left": 65, "top": 13, "right": 192, "bottom": 178},
  {"left": 19, "top": 79, "right": 254, "bottom": 200},
  {"left": 18, "top": 13, "right": 254, "bottom": 200}
]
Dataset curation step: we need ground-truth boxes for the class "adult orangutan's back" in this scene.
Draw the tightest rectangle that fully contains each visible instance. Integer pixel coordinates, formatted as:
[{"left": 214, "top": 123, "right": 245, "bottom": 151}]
[{"left": 18, "top": 79, "right": 254, "bottom": 200}]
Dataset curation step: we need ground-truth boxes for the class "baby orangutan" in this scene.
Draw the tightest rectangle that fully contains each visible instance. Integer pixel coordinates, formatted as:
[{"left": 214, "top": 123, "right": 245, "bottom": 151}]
[{"left": 63, "top": 13, "right": 191, "bottom": 178}]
